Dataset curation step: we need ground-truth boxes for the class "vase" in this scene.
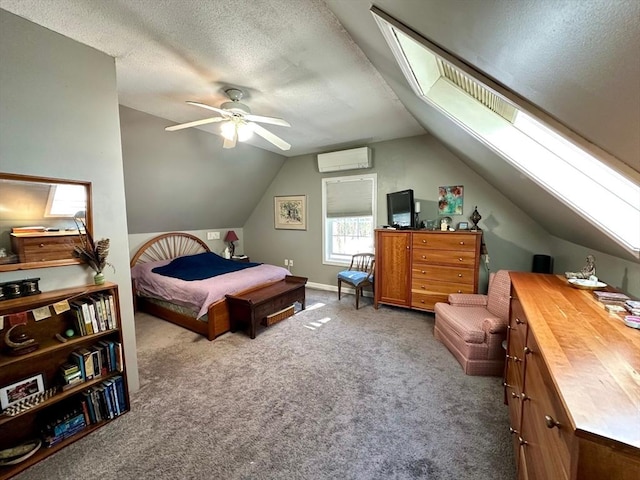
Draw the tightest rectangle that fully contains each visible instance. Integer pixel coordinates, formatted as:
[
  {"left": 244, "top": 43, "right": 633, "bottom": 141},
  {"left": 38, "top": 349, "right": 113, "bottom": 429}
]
[{"left": 94, "top": 272, "right": 105, "bottom": 285}]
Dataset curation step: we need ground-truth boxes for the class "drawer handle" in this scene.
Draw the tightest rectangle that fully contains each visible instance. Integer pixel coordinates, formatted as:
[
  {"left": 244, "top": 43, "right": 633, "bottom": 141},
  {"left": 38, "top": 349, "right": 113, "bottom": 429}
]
[
  {"left": 515, "top": 317, "right": 523, "bottom": 325},
  {"left": 518, "top": 437, "right": 528, "bottom": 447},
  {"left": 420, "top": 285, "right": 426, "bottom": 290},
  {"left": 459, "top": 241, "right": 465, "bottom": 245},
  {"left": 421, "top": 270, "right": 425, "bottom": 274},
  {"left": 39, "top": 243, "right": 45, "bottom": 248},
  {"left": 507, "top": 355, "right": 522, "bottom": 363},
  {"left": 458, "top": 257, "right": 463, "bottom": 261},
  {"left": 510, "top": 392, "right": 520, "bottom": 400},
  {"left": 420, "top": 300, "right": 425, "bottom": 303},
  {"left": 457, "top": 290, "right": 462, "bottom": 293},
  {"left": 544, "top": 415, "right": 560, "bottom": 429},
  {"left": 509, "top": 427, "right": 519, "bottom": 435},
  {"left": 422, "top": 239, "right": 427, "bottom": 243},
  {"left": 520, "top": 393, "right": 529, "bottom": 401},
  {"left": 421, "top": 255, "right": 426, "bottom": 259},
  {"left": 457, "top": 273, "right": 463, "bottom": 277},
  {"left": 523, "top": 346, "right": 532, "bottom": 355}
]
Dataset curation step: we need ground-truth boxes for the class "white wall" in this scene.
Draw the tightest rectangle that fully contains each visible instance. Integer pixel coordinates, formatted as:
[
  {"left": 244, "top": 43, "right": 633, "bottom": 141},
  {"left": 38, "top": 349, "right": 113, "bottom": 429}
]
[{"left": 0, "top": 10, "right": 139, "bottom": 390}]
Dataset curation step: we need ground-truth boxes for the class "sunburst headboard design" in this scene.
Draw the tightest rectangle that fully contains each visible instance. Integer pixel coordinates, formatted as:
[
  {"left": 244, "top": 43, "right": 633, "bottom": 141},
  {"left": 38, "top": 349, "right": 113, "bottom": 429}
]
[{"left": 130, "top": 232, "right": 209, "bottom": 267}]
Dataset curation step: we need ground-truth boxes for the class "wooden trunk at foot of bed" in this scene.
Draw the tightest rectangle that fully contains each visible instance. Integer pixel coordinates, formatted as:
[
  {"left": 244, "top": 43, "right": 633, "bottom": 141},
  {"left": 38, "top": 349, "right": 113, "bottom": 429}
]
[{"left": 137, "top": 296, "right": 230, "bottom": 340}]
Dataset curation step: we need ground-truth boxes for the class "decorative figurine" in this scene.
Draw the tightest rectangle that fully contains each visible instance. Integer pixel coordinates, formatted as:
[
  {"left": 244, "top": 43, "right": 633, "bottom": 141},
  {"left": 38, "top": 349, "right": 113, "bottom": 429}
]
[
  {"left": 470, "top": 206, "right": 482, "bottom": 231},
  {"left": 565, "top": 255, "right": 596, "bottom": 279},
  {"left": 4, "top": 325, "right": 39, "bottom": 356}
]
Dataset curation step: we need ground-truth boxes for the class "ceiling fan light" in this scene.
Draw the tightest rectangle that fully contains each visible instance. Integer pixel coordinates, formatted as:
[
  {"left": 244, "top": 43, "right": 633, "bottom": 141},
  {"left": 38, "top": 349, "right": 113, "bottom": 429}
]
[
  {"left": 237, "top": 123, "right": 254, "bottom": 142},
  {"left": 220, "top": 121, "right": 236, "bottom": 141}
]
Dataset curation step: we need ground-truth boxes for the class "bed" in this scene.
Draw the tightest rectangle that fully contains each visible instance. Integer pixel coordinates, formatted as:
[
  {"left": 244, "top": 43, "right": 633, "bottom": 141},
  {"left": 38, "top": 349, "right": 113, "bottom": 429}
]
[{"left": 130, "top": 232, "right": 290, "bottom": 340}]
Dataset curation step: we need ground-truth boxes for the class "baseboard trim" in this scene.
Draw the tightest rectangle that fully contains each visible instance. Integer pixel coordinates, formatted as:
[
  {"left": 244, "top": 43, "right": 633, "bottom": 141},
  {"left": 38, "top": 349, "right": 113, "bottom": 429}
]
[{"left": 306, "top": 281, "right": 373, "bottom": 298}]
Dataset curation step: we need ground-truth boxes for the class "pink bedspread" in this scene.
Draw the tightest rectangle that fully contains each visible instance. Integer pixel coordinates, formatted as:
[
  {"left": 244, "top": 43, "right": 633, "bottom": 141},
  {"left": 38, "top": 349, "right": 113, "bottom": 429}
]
[{"left": 131, "top": 259, "right": 290, "bottom": 318}]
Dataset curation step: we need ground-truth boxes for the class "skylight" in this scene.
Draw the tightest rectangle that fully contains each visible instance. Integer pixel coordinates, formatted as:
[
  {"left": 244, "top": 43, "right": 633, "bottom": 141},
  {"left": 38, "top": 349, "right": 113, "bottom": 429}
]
[{"left": 372, "top": 7, "right": 640, "bottom": 258}]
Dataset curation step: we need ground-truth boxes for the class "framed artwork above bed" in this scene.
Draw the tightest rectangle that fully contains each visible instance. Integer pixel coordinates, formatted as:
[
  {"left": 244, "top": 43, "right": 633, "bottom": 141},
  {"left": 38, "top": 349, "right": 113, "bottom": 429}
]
[{"left": 274, "top": 195, "right": 307, "bottom": 230}]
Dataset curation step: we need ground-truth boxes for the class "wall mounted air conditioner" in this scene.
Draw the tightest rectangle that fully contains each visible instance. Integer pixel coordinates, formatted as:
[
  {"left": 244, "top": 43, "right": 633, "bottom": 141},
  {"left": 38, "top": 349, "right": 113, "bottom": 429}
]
[{"left": 317, "top": 147, "right": 372, "bottom": 173}]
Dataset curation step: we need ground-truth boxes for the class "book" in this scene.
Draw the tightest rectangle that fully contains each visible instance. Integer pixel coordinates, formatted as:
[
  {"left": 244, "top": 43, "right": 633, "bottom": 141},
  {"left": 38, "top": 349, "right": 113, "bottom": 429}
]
[
  {"left": 604, "top": 304, "right": 626, "bottom": 314},
  {"left": 85, "top": 298, "right": 101, "bottom": 332},
  {"left": 78, "top": 348, "right": 94, "bottom": 381},
  {"left": 98, "top": 340, "right": 114, "bottom": 372},
  {"left": 115, "top": 342, "right": 123, "bottom": 372},
  {"left": 69, "top": 303, "right": 86, "bottom": 336},
  {"left": 99, "top": 293, "right": 114, "bottom": 329},
  {"left": 113, "top": 375, "right": 127, "bottom": 412},
  {"left": 89, "top": 348, "right": 101, "bottom": 378},
  {"left": 60, "top": 362, "right": 80, "bottom": 376},
  {"left": 70, "top": 300, "right": 91, "bottom": 335},
  {"left": 70, "top": 351, "right": 86, "bottom": 381},
  {"left": 624, "top": 300, "right": 640, "bottom": 314},
  {"left": 107, "top": 294, "right": 116, "bottom": 328},
  {"left": 593, "top": 290, "right": 630, "bottom": 302}
]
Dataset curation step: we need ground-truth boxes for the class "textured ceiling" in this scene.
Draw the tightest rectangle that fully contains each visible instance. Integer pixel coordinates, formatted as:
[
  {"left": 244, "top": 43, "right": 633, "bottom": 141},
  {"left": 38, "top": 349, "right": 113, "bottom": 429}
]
[{"left": 0, "top": 0, "right": 424, "bottom": 157}]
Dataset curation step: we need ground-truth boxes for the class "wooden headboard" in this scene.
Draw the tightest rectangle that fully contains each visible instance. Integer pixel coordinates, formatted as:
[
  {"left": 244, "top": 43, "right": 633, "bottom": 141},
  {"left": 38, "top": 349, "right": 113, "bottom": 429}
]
[{"left": 130, "top": 232, "right": 209, "bottom": 267}]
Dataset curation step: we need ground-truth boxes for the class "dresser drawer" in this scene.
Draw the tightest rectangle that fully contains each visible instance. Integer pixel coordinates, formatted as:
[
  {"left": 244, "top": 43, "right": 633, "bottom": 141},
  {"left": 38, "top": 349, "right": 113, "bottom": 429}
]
[
  {"left": 411, "top": 279, "right": 475, "bottom": 296},
  {"left": 412, "top": 248, "right": 476, "bottom": 266},
  {"left": 410, "top": 292, "right": 444, "bottom": 311},
  {"left": 521, "top": 334, "right": 574, "bottom": 480},
  {"left": 412, "top": 232, "right": 477, "bottom": 251},
  {"left": 412, "top": 265, "right": 475, "bottom": 284},
  {"left": 11, "top": 234, "right": 81, "bottom": 263}
]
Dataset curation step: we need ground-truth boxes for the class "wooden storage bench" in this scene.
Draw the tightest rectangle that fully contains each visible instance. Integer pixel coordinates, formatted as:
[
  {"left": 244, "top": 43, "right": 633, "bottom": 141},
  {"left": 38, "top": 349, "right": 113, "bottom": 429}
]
[{"left": 226, "top": 275, "right": 307, "bottom": 338}]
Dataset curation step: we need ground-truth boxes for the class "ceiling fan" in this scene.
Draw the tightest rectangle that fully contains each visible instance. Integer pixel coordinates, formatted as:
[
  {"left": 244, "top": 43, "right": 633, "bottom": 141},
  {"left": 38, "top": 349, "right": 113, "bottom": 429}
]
[{"left": 165, "top": 88, "right": 291, "bottom": 151}]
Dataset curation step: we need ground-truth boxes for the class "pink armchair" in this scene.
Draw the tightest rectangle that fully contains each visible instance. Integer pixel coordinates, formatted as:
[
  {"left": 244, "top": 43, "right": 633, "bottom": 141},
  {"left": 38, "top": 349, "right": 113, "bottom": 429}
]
[{"left": 433, "top": 270, "right": 511, "bottom": 376}]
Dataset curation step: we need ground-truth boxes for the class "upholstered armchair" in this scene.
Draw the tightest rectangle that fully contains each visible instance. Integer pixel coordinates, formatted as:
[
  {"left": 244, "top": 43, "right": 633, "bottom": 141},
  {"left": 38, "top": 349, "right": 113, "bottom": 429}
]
[
  {"left": 433, "top": 270, "right": 511, "bottom": 376},
  {"left": 337, "top": 253, "right": 375, "bottom": 309}
]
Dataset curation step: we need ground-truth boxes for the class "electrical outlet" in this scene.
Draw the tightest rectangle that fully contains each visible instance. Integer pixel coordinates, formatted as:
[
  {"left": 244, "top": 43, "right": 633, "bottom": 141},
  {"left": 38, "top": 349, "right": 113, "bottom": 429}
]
[
  {"left": 284, "top": 259, "right": 289, "bottom": 266},
  {"left": 207, "top": 231, "right": 220, "bottom": 240},
  {"left": 289, "top": 259, "right": 294, "bottom": 268}
]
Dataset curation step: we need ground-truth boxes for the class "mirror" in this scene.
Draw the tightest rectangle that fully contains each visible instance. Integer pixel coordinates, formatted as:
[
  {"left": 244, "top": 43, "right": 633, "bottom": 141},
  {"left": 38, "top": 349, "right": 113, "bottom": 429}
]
[{"left": 0, "top": 173, "right": 92, "bottom": 272}]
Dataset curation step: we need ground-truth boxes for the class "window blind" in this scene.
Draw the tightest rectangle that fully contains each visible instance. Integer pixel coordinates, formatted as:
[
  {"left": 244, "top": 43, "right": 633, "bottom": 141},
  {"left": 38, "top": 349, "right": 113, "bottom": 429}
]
[{"left": 326, "top": 178, "right": 373, "bottom": 218}]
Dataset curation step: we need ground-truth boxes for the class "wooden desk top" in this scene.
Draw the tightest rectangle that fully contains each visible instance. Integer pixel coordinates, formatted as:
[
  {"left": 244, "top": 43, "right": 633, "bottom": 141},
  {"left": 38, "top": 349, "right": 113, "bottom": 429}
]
[{"left": 510, "top": 272, "right": 640, "bottom": 450}]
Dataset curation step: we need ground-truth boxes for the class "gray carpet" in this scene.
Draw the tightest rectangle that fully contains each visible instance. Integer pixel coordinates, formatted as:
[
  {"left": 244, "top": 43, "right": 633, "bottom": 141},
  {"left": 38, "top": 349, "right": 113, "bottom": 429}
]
[{"left": 16, "top": 289, "right": 515, "bottom": 479}]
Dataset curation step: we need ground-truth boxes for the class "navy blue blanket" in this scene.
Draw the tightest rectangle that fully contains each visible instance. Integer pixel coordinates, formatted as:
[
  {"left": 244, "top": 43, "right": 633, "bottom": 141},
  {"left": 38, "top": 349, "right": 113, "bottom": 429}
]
[{"left": 152, "top": 252, "right": 261, "bottom": 281}]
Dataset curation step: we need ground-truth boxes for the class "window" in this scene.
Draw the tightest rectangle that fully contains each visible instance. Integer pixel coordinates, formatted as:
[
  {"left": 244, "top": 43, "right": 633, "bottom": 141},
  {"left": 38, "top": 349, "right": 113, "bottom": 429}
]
[
  {"left": 45, "top": 184, "right": 87, "bottom": 217},
  {"left": 372, "top": 7, "right": 640, "bottom": 258},
  {"left": 322, "top": 174, "right": 377, "bottom": 265}
]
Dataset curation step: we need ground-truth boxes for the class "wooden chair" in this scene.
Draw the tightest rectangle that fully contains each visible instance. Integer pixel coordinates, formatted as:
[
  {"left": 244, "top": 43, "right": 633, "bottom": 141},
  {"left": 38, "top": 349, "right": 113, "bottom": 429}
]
[{"left": 337, "top": 253, "right": 375, "bottom": 309}]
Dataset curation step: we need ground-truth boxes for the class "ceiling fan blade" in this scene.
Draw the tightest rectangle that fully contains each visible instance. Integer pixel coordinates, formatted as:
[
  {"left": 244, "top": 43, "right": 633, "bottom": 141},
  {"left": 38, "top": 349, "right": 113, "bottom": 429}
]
[
  {"left": 251, "top": 123, "right": 291, "bottom": 151},
  {"left": 222, "top": 129, "right": 237, "bottom": 149},
  {"left": 244, "top": 114, "right": 290, "bottom": 127},
  {"left": 186, "top": 101, "right": 229, "bottom": 116},
  {"left": 165, "top": 117, "right": 224, "bottom": 131}
]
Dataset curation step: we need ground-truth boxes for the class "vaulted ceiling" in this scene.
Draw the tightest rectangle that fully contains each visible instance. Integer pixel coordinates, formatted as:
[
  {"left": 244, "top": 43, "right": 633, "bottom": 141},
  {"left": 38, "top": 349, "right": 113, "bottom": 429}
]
[{"left": 1, "top": 0, "right": 638, "bottom": 260}]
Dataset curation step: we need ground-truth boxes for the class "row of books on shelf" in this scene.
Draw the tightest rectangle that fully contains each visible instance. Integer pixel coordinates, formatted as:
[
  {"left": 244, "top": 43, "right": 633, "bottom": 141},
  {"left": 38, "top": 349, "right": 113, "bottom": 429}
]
[
  {"left": 61, "top": 341, "right": 123, "bottom": 389},
  {"left": 70, "top": 293, "right": 116, "bottom": 336},
  {"left": 593, "top": 291, "right": 640, "bottom": 315},
  {"left": 41, "top": 376, "right": 127, "bottom": 447}
]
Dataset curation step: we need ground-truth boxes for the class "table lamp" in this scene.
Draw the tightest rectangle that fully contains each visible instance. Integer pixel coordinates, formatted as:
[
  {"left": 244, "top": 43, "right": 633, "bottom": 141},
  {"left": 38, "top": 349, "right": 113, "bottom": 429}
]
[{"left": 224, "top": 230, "right": 239, "bottom": 257}]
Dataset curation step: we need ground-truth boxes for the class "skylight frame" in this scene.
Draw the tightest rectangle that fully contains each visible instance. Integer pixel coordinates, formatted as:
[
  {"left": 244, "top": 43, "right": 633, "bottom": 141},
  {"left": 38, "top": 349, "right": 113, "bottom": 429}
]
[{"left": 372, "top": 7, "right": 640, "bottom": 258}]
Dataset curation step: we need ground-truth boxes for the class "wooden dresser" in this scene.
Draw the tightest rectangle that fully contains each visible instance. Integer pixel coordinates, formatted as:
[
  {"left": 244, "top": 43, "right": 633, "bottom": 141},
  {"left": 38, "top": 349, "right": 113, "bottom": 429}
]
[
  {"left": 505, "top": 272, "right": 640, "bottom": 480},
  {"left": 10, "top": 232, "right": 81, "bottom": 263},
  {"left": 374, "top": 229, "right": 481, "bottom": 311}
]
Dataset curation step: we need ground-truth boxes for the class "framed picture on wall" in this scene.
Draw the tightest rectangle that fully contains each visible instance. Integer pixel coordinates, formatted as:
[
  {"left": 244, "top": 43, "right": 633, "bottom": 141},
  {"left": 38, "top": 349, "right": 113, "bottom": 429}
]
[
  {"left": 274, "top": 195, "right": 307, "bottom": 230},
  {"left": 438, "top": 185, "right": 464, "bottom": 216}
]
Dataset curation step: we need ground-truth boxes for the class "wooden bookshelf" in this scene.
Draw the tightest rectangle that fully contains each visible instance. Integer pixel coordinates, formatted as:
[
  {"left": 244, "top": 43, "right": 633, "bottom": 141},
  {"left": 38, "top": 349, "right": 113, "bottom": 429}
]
[{"left": 0, "top": 282, "right": 130, "bottom": 479}]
